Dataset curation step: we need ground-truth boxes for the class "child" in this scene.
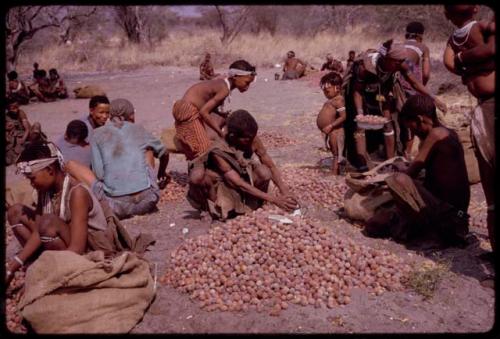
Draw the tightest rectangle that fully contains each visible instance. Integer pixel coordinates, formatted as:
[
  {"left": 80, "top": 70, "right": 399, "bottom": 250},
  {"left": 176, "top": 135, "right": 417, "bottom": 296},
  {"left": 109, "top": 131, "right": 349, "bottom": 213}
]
[
  {"left": 316, "top": 72, "right": 347, "bottom": 175},
  {"left": 55, "top": 120, "right": 91, "bottom": 167},
  {"left": 48, "top": 68, "right": 69, "bottom": 99},
  {"left": 172, "top": 59, "right": 256, "bottom": 185}
]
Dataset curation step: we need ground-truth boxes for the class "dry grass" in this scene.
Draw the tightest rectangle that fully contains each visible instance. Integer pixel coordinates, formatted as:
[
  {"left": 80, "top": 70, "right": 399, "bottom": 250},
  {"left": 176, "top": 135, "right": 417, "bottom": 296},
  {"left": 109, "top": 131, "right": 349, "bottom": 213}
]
[
  {"left": 16, "top": 28, "right": 449, "bottom": 74},
  {"left": 404, "top": 258, "right": 451, "bottom": 300}
]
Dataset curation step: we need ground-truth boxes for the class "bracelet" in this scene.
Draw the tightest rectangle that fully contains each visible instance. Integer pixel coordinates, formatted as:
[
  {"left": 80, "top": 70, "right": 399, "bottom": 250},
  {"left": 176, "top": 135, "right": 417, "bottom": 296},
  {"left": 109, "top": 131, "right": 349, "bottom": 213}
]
[
  {"left": 457, "top": 51, "right": 464, "bottom": 64},
  {"left": 13, "top": 255, "right": 24, "bottom": 266},
  {"left": 356, "top": 109, "right": 364, "bottom": 115}
]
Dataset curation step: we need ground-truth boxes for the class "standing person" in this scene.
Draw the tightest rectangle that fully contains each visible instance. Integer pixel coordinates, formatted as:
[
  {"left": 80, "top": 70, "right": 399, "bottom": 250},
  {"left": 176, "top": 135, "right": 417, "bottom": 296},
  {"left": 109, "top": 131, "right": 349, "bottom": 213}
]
[
  {"left": 399, "top": 21, "right": 432, "bottom": 159},
  {"left": 187, "top": 110, "right": 298, "bottom": 220},
  {"left": 443, "top": 5, "right": 495, "bottom": 275},
  {"left": 344, "top": 39, "right": 447, "bottom": 171},
  {"left": 66, "top": 98, "right": 169, "bottom": 220},
  {"left": 366, "top": 95, "right": 470, "bottom": 249},
  {"left": 316, "top": 72, "right": 347, "bottom": 175},
  {"left": 345, "top": 50, "right": 356, "bottom": 73},
  {"left": 6, "top": 71, "right": 30, "bottom": 105},
  {"left": 48, "top": 68, "right": 69, "bottom": 99},
  {"left": 55, "top": 120, "right": 91, "bottom": 168},
  {"left": 282, "top": 51, "right": 306, "bottom": 80},
  {"left": 80, "top": 95, "right": 110, "bottom": 143},
  {"left": 199, "top": 53, "right": 220, "bottom": 80},
  {"left": 172, "top": 59, "right": 256, "bottom": 186}
]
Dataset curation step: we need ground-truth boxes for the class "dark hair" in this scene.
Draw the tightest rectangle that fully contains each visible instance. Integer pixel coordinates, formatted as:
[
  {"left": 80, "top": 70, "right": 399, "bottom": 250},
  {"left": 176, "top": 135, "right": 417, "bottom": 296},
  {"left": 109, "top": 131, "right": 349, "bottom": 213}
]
[
  {"left": 38, "top": 69, "right": 47, "bottom": 78},
  {"left": 406, "top": 21, "right": 425, "bottom": 35},
  {"left": 227, "top": 109, "right": 258, "bottom": 138},
  {"left": 400, "top": 94, "right": 437, "bottom": 123},
  {"left": 320, "top": 72, "right": 343, "bottom": 87},
  {"left": 229, "top": 60, "right": 256, "bottom": 74},
  {"left": 33, "top": 62, "right": 39, "bottom": 69},
  {"left": 65, "top": 120, "right": 88, "bottom": 142},
  {"left": 7, "top": 71, "right": 18, "bottom": 81},
  {"left": 49, "top": 68, "right": 59, "bottom": 76},
  {"left": 89, "top": 95, "right": 110, "bottom": 109},
  {"left": 349, "top": 50, "right": 356, "bottom": 55},
  {"left": 444, "top": 5, "right": 476, "bottom": 19},
  {"left": 17, "top": 141, "right": 52, "bottom": 163}
]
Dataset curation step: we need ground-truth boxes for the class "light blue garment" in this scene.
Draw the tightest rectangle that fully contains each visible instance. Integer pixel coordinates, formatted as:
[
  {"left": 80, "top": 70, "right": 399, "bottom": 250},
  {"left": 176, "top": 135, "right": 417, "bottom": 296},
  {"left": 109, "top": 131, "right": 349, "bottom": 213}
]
[
  {"left": 54, "top": 135, "right": 91, "bottom": 168},
  {"left": 80, "top": 115, "right": 95, "bottom": 143},
  {"left": 91, "top": 121, "right": 166, "bottom": 197}
]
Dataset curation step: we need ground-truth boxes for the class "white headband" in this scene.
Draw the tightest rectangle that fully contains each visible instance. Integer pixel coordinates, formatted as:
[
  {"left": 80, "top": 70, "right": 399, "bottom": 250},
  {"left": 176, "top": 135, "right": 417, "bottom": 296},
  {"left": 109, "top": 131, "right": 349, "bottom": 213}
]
[
  {"left": 228, "top": 68, "right": 256, "bottom": 77},
  {"left": 16, "top": 143, "right": 65, "bottom": 175}
]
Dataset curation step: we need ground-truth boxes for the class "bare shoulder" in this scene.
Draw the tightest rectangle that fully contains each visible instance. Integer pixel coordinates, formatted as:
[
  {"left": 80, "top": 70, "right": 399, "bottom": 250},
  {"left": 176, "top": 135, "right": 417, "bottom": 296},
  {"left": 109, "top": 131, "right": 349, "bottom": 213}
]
[
  {"left": 430, "top": 126, "right": 451, "bottom": 140},
  {"left": 253, "top": 136, "right": 267, "bottom": 155},
  {"left": 330, "top": 95, "right": 345, "bottom": 108}
]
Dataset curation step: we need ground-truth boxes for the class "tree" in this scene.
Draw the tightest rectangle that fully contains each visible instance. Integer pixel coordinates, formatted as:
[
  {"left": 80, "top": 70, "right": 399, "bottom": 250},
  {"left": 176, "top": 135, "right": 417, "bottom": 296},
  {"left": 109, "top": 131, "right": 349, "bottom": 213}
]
[
  {"left": 214, "top": 6, "right": 250, "bottom": 45},
  {"left": 5, "top": 6, "right": 96, "bottom": 71}
]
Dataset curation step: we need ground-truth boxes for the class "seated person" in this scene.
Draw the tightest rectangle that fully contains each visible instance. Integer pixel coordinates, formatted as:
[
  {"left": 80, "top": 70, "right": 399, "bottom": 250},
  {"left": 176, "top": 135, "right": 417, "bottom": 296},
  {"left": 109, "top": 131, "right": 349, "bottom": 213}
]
[
  {"left": 66, "top": 98, "right": 169, "bottom": 220},
  {"left": 365, "top": 95, "right": 470, "bottom": 248},
  {"left": 187, "top": 109, "right": 298, "bottom": 220},
  {"left": 316, "top": 72, "right": 347, "bottom": 175},
  {"left": 6, "top": 100, "right": 46, "bottom": 165},
  {"left": 6, "top": 71, "right": 30, "bottom": 105},
  {"left": 55, "top": 120, "right": 91, "bottom": 168},
  {"left": 199, "top": 53, "right": 220, "bottom": 80},
  {"left": 28, "top": 69, "right": 57, "bottom": 102},
  {"left": 5, "top": 141, "right": 112, "bottom": 287},
  {"left": 321, "top": 53, "right": 344, "bottom": 74},
  {"left": 48, "top": 68, "right": 68, "bottom": 99},
  {"left": 282, "top": 51, "right": 306, "bottom": 80},
  {"left": 80, "top": 95, "right": 110, "bottom": 143},
  {"left": 345, "top": 50, "right": 356, "bottom": 73}
]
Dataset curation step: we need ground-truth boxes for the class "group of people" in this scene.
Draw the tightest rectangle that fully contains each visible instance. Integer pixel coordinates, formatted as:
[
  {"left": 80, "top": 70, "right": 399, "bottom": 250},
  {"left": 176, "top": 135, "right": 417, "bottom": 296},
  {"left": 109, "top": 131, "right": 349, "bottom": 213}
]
[
  {"left": 6, "top": 63, "right": 69, "bottom": 105},
  {"left": 5, "top": 5, "right": 495, "bottom": 291}
]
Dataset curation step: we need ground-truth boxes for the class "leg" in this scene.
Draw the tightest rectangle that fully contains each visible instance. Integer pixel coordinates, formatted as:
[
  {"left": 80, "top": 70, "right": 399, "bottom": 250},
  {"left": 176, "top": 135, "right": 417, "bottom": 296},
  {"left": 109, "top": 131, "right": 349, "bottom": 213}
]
[
  {"left": 354, "top": 129, "right": 369, "bottom": 170},
  {"left": 327, "top": 130, "right": 342, "bottom": 175},
  {"left": 65, "top": 160, "right": 97, "bottom": 187},
  {"left": 7, "top": 203, "right": 38, "bottom": 247},
  {"left": 383, "top": 110, "right": 395, "bottom": 159},
  {"left": 475, "top": 145, "right": 495, "bottom": 252}
]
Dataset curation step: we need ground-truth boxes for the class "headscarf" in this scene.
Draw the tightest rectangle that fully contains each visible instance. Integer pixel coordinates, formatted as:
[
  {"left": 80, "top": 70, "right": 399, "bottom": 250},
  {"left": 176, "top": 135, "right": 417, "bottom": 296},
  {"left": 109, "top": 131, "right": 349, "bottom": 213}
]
[{"left": 110, "top": 98, "right": 135, "bottom": 127}]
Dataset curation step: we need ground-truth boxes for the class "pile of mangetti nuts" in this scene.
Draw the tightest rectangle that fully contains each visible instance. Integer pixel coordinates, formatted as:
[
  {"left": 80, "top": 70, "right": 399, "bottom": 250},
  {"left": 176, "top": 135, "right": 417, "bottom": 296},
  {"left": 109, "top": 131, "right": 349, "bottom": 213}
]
[
  {"left": 159, "top": 172, "right": 189, "bottom": 203},
  {"left": 161, "top": 205, "right": 411, "bottom": 316}
]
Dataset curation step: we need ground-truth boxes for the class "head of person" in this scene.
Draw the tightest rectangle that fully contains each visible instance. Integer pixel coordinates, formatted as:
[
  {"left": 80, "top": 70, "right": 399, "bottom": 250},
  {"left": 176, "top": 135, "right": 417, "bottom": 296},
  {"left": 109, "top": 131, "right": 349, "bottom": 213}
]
[
  {"left": 399, "top": 94, "right": 439, "bottom": 139},
  {"left": 65, "top": 120, "right": 89, "bottom": 146},
  {"left": 226, "top": 109, "right": 258, "bottom": 151},
  {"left": 6, "top": 99, "right": 19, "bottom": 113},
  {"left": 49, "top": 68, "right": 59, "bottom": 81},
  {"left": 405, "top": 21, "right": 425, "bottom": 41},
  {"left": 444, "top": 5, "right": 478, "bottom": 27},
  {"left": 320, "top": 72, "right": 343, "bottom": 99},
  {"left": 287, "top": 50, "right": 295, "bottom": 59},
  {"left": 205, "top": 52, "right": 211, "bottom": 61},
  {"left": 89, "top": 95, "right": 110, "bottom": 127},
  {"left": 379, "top": 39, "right": 408, "bottom": 73},
  {"left": 16, "top": 141, "right": 64, "bottom": 192},
  {"left": 38, "top": 69, "right": 47, "bottom": 79},
  {"left": 348, "top": 50, "right": 356, "bottom": 60},
  {"left": 228, "top": 60, "right": 256, "bottom": 93},
  {"left": 326, "top": 53, "right": 333, "bottom": 62},
  {"left": 33, "top": 62, "right": 39, "bottom": 70},
  {"left": 110, "top": 98, "right": 135, "bottom": 125},
  {"left": 7, "top": 71, "right": 19, "bottom": 89}
]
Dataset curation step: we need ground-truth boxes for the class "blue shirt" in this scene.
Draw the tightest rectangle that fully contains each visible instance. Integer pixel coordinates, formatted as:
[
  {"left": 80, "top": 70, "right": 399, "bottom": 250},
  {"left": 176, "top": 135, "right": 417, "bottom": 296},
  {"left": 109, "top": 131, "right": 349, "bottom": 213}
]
[
  {"left": 55, "top": 136, "right": 91, "bottom": 168},
  {"left": 91, "top": 121, "right": 166, "bottom": 197}
]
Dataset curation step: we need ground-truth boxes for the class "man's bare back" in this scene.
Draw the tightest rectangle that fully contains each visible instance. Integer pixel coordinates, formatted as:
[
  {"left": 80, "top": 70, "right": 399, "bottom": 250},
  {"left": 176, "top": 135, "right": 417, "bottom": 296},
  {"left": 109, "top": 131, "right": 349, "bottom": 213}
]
[{"left": 182, "top": 78, "right": 230, "bottom": 111}]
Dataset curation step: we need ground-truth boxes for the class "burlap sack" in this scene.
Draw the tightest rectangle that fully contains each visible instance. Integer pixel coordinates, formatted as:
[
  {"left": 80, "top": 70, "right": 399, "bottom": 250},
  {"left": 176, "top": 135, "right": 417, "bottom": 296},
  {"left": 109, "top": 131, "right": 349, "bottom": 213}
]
[
  {"left": 73, "top": 85, "right": 106, "bottom": 98},
  {"left": 344, "top": 186, "right": 395, "bottom": 222},
  {"left": 457, "top": 125, "right": 481, "bottom": 184},
  {"left": 19, "top": 250, "right": 155, "bottom": 334},
  {"left": 160, "top": 127, "right": 183, "bottom": 153},
  {"left": 5, "top": 177, "right": 37, "bottom": 208}
]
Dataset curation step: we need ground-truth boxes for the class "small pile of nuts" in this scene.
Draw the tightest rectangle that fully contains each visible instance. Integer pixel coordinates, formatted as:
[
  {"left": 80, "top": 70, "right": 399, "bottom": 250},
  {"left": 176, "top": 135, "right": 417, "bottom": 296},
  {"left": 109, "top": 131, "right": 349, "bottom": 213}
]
[
  {"left": 279, "top": 166, "right": 349, "bottom": 209},
  {"left": 161, "top": 207, "right": 411, "bottom": 316},
  {"left": 259, "top": 131, "right": 297, "bottom": 149},
  {"left": 159, "top": 171, "right": 188, "bottom": 203},
  {"left": 6, "top": 269, "right": 27, "bottom": 333}
]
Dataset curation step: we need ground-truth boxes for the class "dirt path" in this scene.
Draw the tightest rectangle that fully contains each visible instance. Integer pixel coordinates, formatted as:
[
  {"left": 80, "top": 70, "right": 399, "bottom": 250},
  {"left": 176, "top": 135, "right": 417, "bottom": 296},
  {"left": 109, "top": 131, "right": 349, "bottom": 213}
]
[{"left": 5, "top": 66, "right": 495, "bottom": 333}]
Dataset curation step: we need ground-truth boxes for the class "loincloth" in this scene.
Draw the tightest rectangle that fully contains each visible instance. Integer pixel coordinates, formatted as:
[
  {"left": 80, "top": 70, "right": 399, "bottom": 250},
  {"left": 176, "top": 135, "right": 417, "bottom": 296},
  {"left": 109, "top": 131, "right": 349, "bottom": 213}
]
[
  {"left": 470, "top": 97, "right": 495, "bottom": 169},
  {"left": 172, "top": 99, "right": 211, "bottom": 160}
]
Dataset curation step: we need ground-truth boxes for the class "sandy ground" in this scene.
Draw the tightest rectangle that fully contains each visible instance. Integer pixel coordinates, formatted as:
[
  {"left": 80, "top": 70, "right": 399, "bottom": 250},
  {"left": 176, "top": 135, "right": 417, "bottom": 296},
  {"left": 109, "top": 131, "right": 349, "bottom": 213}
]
[{"left": 5, "top": 65, "right": 495, "bottom": 334}]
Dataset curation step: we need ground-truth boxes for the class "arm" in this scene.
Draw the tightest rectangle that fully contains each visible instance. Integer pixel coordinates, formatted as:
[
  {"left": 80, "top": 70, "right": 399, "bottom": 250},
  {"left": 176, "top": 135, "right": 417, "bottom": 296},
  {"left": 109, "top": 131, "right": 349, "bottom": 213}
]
[
  {"left": 422, "top": 46, "right": 431, "bottom": 85},
  {"left": 443, "top": 43, "right": 460, "bottom": 75},
  {"left": 353, "top": 84, "right": 365, "bottom": 116},
  {"left": 199, "top": 88, "right": 229, "bottom": 137},
  {"left": 66, "top": 186, "right": 90, "bottom": 254},
  {"left": 19, "top": 110, "right": 31, "bottom": 142},
  {"left": 90, "top": 140, "right": 105, "bottom": 180},
  {"left": 405, "top": 128, "right": 445, "bottom": 178},
  {"left": 460, "top": 21, "right": 495, "bottom": 65},
  {"left": 253, "top": 137, "right": 292, "bottom": 197},
  {"left": 402, "top": 69, "right": 447, "bottom": 113}
]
